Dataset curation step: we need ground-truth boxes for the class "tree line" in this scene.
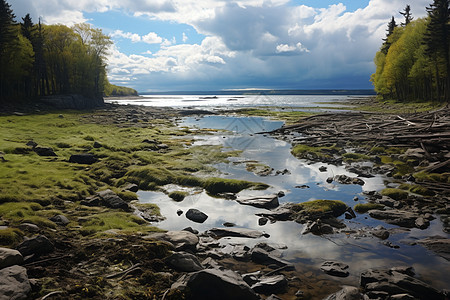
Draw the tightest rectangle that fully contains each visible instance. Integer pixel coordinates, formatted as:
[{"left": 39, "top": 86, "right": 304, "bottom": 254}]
[
  {"left": 0, "top": 0, "right": 136, "bottom": 104},
  {"left": 371, "top": 1, "right": 450, "bottom": 102}
]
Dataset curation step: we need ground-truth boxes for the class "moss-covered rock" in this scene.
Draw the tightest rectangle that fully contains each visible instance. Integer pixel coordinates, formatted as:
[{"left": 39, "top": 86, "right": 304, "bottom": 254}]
[
  {"left": 380, "top": 188, "right": 408, "bottom": 200},
  {"left": 292, "top": 200, "right": 348, "bottom": 221},
  {"left": 202, "top": 177, "right": 269, "bottom": 195},
  {"left": 354, "top": 203, "right": 385, "bottom": 213},
  {"left": 168, "top": 191, "right": 188, "bottom": 202}
]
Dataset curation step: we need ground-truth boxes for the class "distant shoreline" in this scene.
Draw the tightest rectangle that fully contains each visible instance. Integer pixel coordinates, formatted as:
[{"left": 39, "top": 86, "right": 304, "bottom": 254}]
[{"left": 140, "top": 89, "right": 376, "bottom": 96}]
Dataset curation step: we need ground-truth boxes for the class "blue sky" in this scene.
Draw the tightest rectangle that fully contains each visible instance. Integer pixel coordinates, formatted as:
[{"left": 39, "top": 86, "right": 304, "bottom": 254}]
[{"left": 9, "top": 0, "right": 431, "bottom": 92}]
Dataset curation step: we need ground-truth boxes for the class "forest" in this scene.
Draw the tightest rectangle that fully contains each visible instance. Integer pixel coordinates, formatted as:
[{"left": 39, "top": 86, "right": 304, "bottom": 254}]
[
  {"left": 0, "top": 0, "right": 136, "bottom": 104},
  {"left": 371, "top": 0, "right": 450, "bottom": 102}
]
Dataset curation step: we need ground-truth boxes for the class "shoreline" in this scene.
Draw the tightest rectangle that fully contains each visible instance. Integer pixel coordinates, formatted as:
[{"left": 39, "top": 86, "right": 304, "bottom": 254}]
[{"left": 1, "top": 100, "right": 449, "bottom": 299}]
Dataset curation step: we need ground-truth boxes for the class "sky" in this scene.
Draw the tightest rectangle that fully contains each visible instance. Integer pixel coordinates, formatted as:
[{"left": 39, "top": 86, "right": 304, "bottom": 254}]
[{"left": 9, "top": 0, "right": 431, "bottom": 92}]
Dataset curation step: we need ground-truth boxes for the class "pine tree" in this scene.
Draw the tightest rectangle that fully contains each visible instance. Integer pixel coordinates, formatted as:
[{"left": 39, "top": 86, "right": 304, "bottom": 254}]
[
  {"left": 400, "top": 5, "right": 413, "bottom": 26},
  {"left": 423, "top": 0, "right": 450, "bottom": 101},
  {"left": 381, "top": 16, "right": 397, "bottom": 54},
  {"left": 0, "top": 0, "right": 17, "bottom": 100}
]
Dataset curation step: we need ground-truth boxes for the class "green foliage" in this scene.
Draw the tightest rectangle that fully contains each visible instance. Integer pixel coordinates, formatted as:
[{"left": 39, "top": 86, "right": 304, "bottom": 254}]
[
  {"left": 104, "top": 82, "right": 138, "bottom": 97},
  {"left": 0, "top": 228, "right": 24, "bottom": 247},
  {"left": 354, "top": 203, "right": 384, "bottom": 213},
  {"left": 372, "top": 2, "right": 450, "bottom": 102},
  {"left": 291, "top": 144, "right": 339, "bottom": 160},
  {"left": 380, "top": 188, "right": 409, "bottom": 200}
]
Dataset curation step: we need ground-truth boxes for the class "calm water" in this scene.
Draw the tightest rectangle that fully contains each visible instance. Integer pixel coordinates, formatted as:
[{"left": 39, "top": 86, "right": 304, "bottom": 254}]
[
  {"left": 106, "top": 94, "right": 358, "bottom": 110},
  {"left": 138, "top": 113, "right": 450, "bottom": 290}
]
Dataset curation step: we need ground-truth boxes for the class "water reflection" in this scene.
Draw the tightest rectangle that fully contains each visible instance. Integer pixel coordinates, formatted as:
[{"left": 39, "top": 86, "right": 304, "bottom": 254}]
[{"left": 139, "top": 115, "right": 450, "bottom": 290}]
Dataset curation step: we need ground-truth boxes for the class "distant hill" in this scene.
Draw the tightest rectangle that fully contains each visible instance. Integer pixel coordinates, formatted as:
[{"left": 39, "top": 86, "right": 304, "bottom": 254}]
[{"left": 142, "top": 89, "right": 376, "bottom": 96}]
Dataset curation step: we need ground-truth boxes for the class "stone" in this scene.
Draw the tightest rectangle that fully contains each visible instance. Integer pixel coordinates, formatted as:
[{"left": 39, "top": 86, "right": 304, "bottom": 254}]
[
  {"left": 182, "top": 227, "right": 199, "bottom": 235},
  {"left": 295, "top": 185, "right": 310, "bottom": 189},
  {"left": 16, "top": 223, "right": 39, "bottom": 233},
  {"left": 277, "top": 191, "right": 285, "bottom": 197},
  {"left": 0, "top": 265, "right": 31, "bottom": 300},
  {"left": 97, "top": 189, "right": 130, "bottom": 210},
  {"left": 80, "top": 196, "right": 101, "bottom": 207},
  {"left": 320, "top": 261, "right": 349, "bottom": 277},
  {"left": 171, "top": 268, "right": 259, "bottom": 300},
  {"left": 69, "top": 153, "right": 97, "bottom": 164},
  {"left": 266, "top": 295, "right": 283, "bottom": 300},
  {"left": 186, "top": 208, "right": 208, "bottom": 223},
  {"left": 372, "top": 229, "right": 390, "bottom": 240},
  {"left": 415, "top": 217, "right": 430, "bottom": 230},
  {"left": 236, "top": 195, "right": 279, "bottom": 209},
  {"left": 251, "top": 275, "right": 288, "bottom": 295},
  {"left": 390, "top": 294, "right": 416, "bottom": 300},
  {"left": 368, "top": 210, "right": 419, "bottom": 228},
  {"left": 256, "top": 205, "right": 292, "bottom": 221},
  {"left": 49, "top": 215, "right": 70, "bottom": 226},
  {"left": 93, "top": 141, "right": 102, "bottom": 148},
  {"left": 122, "top": 183, "right": 139, "bottom": 192},
  {"left": 301, "top": 220, "right": 334, "bottom": 235},
  {"left": 145, "top": 231, "right": 199, "bottom": 251},
  {"left": 258, "top": 217, "right": 269, "bottom": 226},
  {"left": 166, "top": 251, "right": 204, "bottom": 272},
  {"left": 242, "top": 271, "right": 261, "bottom": 286},
  {"left": 251, "top": 248, "right": 294, "bottom": 270},
  {"left": 223, "top": 222, "right": 235, "bottom": 227},
  {"left": 16, "top": 235, "right": 54, "bottom": 257},
  {"left": 26, "top": 141, "right": 37, "bottom": 148},
  {"left": 0, "top": 248, "right": 23, "bottom": 269},
  {"left": 319, "top": 166, "right": 327, "bottom": 172},
  {"left": 177, "top": 209, "right": 183, "bottom": 216},
  {"left": 323, "top": 286, "right": 362, "bottom": 300},
  {"left": 418, "top": 236, "right": 450, "bottom": 261},
  {"left": 33, "top": 146, "right": 56, "bottom": 156},
  {"left": 334, "top": 174, "right": 365, "bottom": 185},
  {"left": 209, "top": 227, "right": 265, "bottom": 239}
]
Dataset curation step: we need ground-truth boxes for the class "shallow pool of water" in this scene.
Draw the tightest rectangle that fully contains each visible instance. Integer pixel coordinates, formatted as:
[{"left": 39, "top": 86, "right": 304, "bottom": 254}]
[{"left": 139, "top": 115, "right": 450, "bottom": 291}]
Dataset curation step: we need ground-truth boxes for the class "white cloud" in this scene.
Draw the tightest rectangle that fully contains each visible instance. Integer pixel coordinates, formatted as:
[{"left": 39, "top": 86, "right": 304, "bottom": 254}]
[
  {"left": 182, "top": 32, "right": 188, "bottom": 43},
  {"left": 111, "top": 30, "right": 142, "bottom": 43},
  {"left": 142, "top": 32, "right": 163, "bottom": 44},
  {"left": 276, "top": 42, "right": 309, "bottom": 54}
]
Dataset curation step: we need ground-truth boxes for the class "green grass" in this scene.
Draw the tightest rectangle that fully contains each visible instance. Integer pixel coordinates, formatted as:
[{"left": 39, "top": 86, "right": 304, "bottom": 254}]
[
  {"left": 202, "top": 177, "right": 269, "bottom": 195},
  {"left": 292, "top": 200, "right": 348, "bottom": 217},
  {"left": 354, "top": 203, "right": 384, "bottom": 213},
  {"left": 355, "top": 99, "right": 443, "bottom": 114},
  {"left": 343, "top": 152, "right": 371, "bottom": 162},
  {"left": 291, "top": 144, "right": 340, "bottom": 160},
  {"left": 0, "top": 228, "right": 24, "bottom": 247}
]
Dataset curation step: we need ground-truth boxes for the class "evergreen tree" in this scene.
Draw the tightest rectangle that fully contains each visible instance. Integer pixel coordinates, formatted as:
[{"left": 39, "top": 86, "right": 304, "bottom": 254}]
[
  {"left": 381, "top": 16, "right": 397, "bottom": 54},
  {"left": 400, "top": 5, "right": 413, "bottom": 26},
  {"left": 423, "top": 0, "right": 450, "bottom": 101},
  {"left": 0, "top": 0, "right": 17, "bottom": 100}
]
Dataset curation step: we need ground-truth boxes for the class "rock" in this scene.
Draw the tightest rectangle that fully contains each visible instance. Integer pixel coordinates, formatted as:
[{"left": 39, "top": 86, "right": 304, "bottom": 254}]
[
  {"left": 301, "top": 220, "right": 334, "bottom": 235},
  {"left": 0, "top": 248, "right": 23, "bottom": 269},
  {"left": 166, "top": 251, "right": 204, "bottom": 272},
  {"left": 236, "top": 195, "right": 279, "bottom": 209},
  {"left": 171, "top": 268, "right": 259, "bottom": 300},
  {"left": 415, "top": 217, "right": 430, "bottom": 230},
  {"left": 26, "top": 141, "right": 37, "bottom": 148},
  {"left": 145, "top": 231, "right": 199, "bottom": 251},
  {"left": 16, "top": 223, "right": 39, "bottom": 233},
  {"left": 182, "top": 227, "right": 199, "bottom": 235},
  {"left": 69, "top": 153, "right": 97, "bottom": 164},
  {"left": 251, "top": 248, "right": 294, "bottom": 270},
  {"left": 256, "top": 205, "right": 292, "bottom": 221},
  {"left": 258, "top": 217, "right": 269, "bottom": 226},
  {"left": 295, "top": 185, "right": 310, "bottom": 189},
  {"left": 323, "top": 286, "right": 363, "bottom": 300},
  {"left": 368, "top": 210, "right": 420, "bottom": 228},
  {"left": 353, "top": 196, "right": 359, "bottom": 201},
  {"left": 390, "top": 294, "right": 416, "bottom": 300},
  {"left": 242, "top": 271, "right": 261, "bottom": 286},
  {"left": 80, "top": 196, "right": 101, "bottom": 207},
  {"left": 360, "top": 268, "right": 444, "bottom": 299},
  {"left": 334, "top": 174, "right": 365, "bottom": 185},
  {"left": 202, "top": 257, "right": 223, "bottom": 270},
  {"left": 49, "top": 215, "right": 70, "bottom": 226},
  {"left": 176, "top": 209, "right": 183, "bottom": 216},
  {"left": 209, "top": 227, "right": 265, "bottom": 239},
  {"left": 372, "top": 229, "right": 390, "bottom": 240},
  {"left": 16, "top": 235, "right": 54, "bottom": 257},
  {"left": 376, "top": 196, "right": 397, "bottom": 208},
  {"left": 251, "top": 275, "right": 288, "bottom": 295},
  {"left": 0, "top": 265, "right": 31, "bottom": 300},
  {"left": 277, "top": 191, "right": 285, "bottom": 197},
  {"left": 93, "top": 141, "right": 102, "bottom": 148},
  {"left": 186, "top": 208, "right": 208, "bottom": 223},
  {"left": 97, "top": 189, "right": 130, "bottom": 210},
  {"left": 122, "top": 183, "right": 138, "bottom": 192},
  {"left": 266, "top": 294, "right": 283, "bottom": 300},
  {"left": 418, "top": 236, "right": 450, "bottom": 261},
  {"left": 33, "top": 146, "right": 56, "bottom": 156},
  {"left": 320, "top": 261, "right": 349, "bottom": 277},
  {"left": 223, "top": 222, "right": 235, "bottom": 227},
  {"left": 230, "top": 245, "right": 251, "bottom": 261},
  {"left": 326, "top": 177, "right": 334, "bottom": 183},
  {"left": 319, "top": 166, "right": 328, "bottom": 172}
]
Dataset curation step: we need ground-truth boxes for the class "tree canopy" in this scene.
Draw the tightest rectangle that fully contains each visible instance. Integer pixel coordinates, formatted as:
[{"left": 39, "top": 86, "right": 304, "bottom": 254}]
[
  {"left": 371, "top": 1, "right": 450, "bottom": 102},
  {"left": 0, "top": 0, "right": 136, "bottom": 104}
]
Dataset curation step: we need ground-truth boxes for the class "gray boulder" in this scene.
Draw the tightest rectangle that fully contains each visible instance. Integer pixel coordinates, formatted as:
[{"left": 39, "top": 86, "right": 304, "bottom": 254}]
[
  {"left": 171, "top": 268, "right": 259, "bottom": 300},
  {"left": 0, "top": 265, "right": 31, "bottom": 300},
  {"left": 144, "top": 230, "right": 199, "bottom": 251},
  {"left": 320, "top": 261, "right": 350, "bottom": 277},
  {"left": 368, "top": 210, "right": 420, "bottom": 228},
  {"left": 323, "top": 286, "right": 363, "bottom": 300},
  {"left": 0, "top": 248, "right": 23, "bottom": 269},
  {"left": 251, "top": 275, "right": 287, "bottom": 295},
  {"left": 97, "top": 189, "right": 130, "bottom": 210},
  {"left": 418, "top": 236, "right": 450, "bottom": 261},
  {"left": 186, "top": 208, "right": 208, "bottom": 223},
  {"left": 16, "top": 235, "right": 54, "bottom": 257},
  {"left": 33, "top": 146, "right": 56, "bottom": 156},
  {"left": 166, "top": 251, "right": 204, "bottom": 272},
  {"left": 251, "top": 248, "right": 294, "bottom": 270},
  {"left": 236, "top": 195, "right": 279, "bottom": 209},
  {"left": 49, "top": 214, "right": 70, "bottom": 226}
]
